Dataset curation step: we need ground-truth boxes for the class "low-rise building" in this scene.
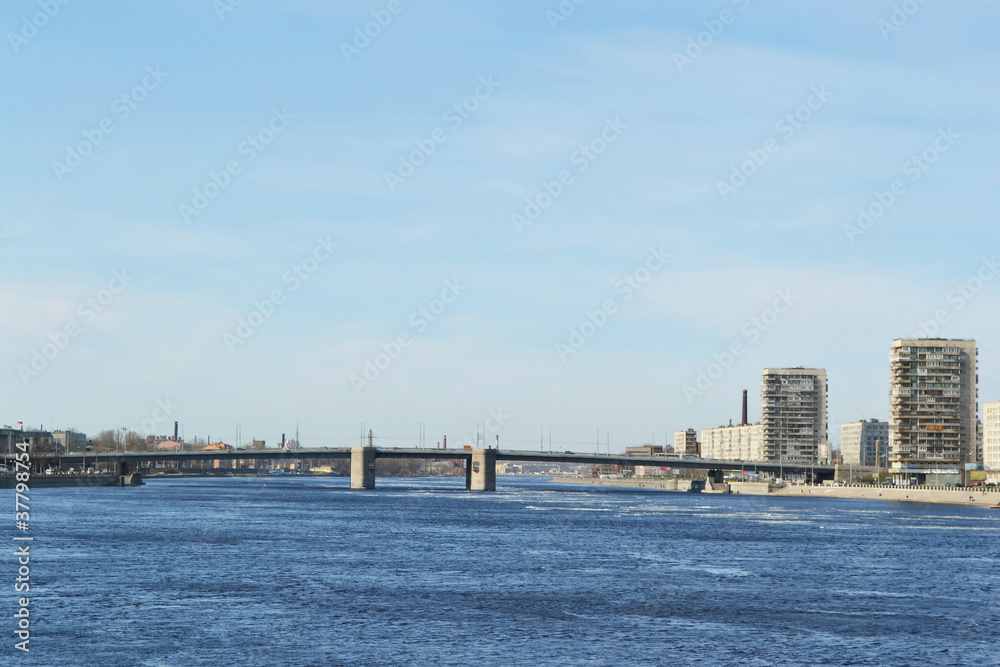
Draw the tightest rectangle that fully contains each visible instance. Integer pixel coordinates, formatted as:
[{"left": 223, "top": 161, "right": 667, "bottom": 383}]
[
  {"left": 52, "top": 430, "right": 88, "bottom": 452},
  {"left": 625, "top": 445, "right": 664, "bottom": 457},
  {"left": 700, "top": 423, "right": 763, "bottom": 461},
  {"left": 840, "top": 419, "right": 888, "bottom": 467},
  {"left": 634, "top": 465, "right": 670, "bottom": 477},
  {"left": 673, "top": 429, "right": 699, "bottom": 456},
  {"left": 984, "top": 401, "right": 1000, "bottom": 484},
  {"left": 4, "top": 429, "right": 56, "bottom": 454}
]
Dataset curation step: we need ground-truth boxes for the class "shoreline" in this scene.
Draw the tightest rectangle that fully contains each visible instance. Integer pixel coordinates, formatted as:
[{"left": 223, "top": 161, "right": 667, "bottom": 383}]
[{"left": 550, "top": 476, "right": 1000, "bottom": 507}]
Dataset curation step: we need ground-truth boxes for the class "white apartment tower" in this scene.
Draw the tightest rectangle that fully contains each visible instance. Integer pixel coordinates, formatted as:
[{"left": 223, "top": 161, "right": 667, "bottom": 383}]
[
  {"left": 983, "top": 401, "right": 1000, "bottom": 484},
  {"left": 761, "top": 368, "right": 828, "bottom": 464},
  {"left": 888, "top": 338, "right": 977, "bottom": 485},
  {"left": 840, "top": 419, "right": 889, "bottom": 468}
]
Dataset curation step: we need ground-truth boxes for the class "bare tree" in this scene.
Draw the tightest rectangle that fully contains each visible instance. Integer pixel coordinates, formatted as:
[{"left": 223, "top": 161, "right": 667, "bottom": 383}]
[
  {"left": 125, "top": 430, "right": 145, "bottom": 450},
  {"left": 92, "top": 430, "right": 117, "bottom": 452}
]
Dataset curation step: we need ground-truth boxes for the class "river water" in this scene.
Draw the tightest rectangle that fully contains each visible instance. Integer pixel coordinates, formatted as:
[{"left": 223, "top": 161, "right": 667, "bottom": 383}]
[{"left": 6, "top": 476, "right": 999, "bottom": 666}]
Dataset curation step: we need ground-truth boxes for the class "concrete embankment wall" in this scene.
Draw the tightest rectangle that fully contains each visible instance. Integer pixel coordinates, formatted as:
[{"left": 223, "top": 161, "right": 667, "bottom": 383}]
[
  {"left": 553, "top": 477, "right": 1000, "bottom": 507},
  {"left": 768, "top": 483, "right": 1000, "bottom": 506}
]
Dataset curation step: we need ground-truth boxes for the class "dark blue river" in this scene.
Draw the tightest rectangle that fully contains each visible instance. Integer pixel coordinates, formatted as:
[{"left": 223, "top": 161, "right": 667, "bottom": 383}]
[{"left": 6, "top": 476, "right": 999, "bottom": 666}]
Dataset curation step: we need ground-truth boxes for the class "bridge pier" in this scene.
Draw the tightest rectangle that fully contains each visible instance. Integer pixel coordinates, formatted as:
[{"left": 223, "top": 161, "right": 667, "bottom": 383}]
[
  {"left": 350, "top": 447, "right": 376, "bottom": 490},
  {"left": 467, "top": 448, "right": 496, "bottom": 492},
  {"left": 115, "top": 460, "right": 142, "bottom": 486}
]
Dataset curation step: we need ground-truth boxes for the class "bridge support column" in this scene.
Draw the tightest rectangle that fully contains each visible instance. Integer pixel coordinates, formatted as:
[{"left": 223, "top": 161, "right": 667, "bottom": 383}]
[
  {"left": 351, "top": 447, "right": 376, "bottom": 490},
  {"left": 467, "top": 448, "right": 496, "bottom": 492},
  {"left": 115, "top": 460, "right": 142, "bottom": 486}
]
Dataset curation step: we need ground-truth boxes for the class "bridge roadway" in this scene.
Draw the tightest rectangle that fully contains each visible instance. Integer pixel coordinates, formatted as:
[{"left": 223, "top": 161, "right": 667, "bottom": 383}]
[{"left": 14, "top": 447, "right": 835, "bottom": 491}]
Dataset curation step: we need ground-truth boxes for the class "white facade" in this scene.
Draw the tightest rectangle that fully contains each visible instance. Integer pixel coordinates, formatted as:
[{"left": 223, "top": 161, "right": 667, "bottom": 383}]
[
  {"left": 840, "top": 419, "right": 888, "bottom": 467},
  {"left": 984, "top": 401, "right": 1000, "bottom": 477},
  {"left": 761, "top": 368, "right": 828, "bottom": 464},
  {"left": 673, "top": 429, "right": 698, "bottom": 456},
  {"left": 700, "top": 423, "right": 763, "bottom": 461},
  {"left": 889, "top": 339, "right": 977, "bottom": 484}
]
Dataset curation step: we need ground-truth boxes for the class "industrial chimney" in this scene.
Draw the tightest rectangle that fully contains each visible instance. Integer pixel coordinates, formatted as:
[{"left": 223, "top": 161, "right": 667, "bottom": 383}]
[
  {"left": 741, "top": 390, "right": 748, "bottom": 426},
  {"left": 174, "top": 421, "right": 179, "bottom": 441}
]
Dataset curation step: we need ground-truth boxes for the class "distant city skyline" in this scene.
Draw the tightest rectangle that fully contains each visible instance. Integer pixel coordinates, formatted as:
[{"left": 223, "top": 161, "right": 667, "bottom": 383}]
[{"left": 3, "top": 1, "right": 999, "bottom": 453}]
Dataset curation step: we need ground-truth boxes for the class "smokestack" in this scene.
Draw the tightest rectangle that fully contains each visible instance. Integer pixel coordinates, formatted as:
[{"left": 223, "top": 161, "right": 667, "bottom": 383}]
[
  {"left": 174, "top": 421, "right": 179, "bottom": 441},
  {"left": 741, "top": 390, "right": 748, "bottom": 426},
  {"left": 443, "top": 435, "right": 447, "bottom": 450}
]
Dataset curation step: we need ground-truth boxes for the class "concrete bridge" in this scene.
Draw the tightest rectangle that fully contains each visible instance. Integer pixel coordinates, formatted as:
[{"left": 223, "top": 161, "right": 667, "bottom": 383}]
[{"left": 12, "top": 447, "right": 835, "bottom": 491}]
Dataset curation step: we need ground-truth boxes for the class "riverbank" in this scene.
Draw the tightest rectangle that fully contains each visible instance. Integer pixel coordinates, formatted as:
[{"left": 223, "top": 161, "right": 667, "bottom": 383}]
[{"left": 551, "top": 476, "right": 1000, "bottom": 506}]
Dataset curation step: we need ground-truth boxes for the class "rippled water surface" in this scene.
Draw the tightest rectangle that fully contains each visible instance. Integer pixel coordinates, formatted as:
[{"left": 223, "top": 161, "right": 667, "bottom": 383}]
[{"left": 7, "top": 476, "right": 1000, "bottom": 666}]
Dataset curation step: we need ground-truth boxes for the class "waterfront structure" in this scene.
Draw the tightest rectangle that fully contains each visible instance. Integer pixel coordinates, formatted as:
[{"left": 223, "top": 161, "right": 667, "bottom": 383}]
[
  {"left": 673, "top": 429, "right": 699, "bottom": 456},
  {"left": 840, "top": 419, "right": 888, "bottom": 468},
  {"left": 888, "top": 338, "right": 977, "bottom": 485},
  {"left": 984, "top": 401, "right": 1000, "bottom": 484},
  {"left": 761, "top": 368, "right": 827, "bottom": 464},
  {"left": 700, "top": 423, "right": 763, "bottom": 461}
]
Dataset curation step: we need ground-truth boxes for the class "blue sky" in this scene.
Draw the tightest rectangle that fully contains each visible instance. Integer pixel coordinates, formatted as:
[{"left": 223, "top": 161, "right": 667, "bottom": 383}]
[{"left": 2, "top": 0, "right": 999, "bottom": 450}]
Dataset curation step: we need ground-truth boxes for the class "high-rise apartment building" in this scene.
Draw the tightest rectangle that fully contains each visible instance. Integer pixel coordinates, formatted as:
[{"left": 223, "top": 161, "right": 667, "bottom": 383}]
[
  {"left": 761, "top": 368, "right": 827, "bottom": 464},
  {"left": 888, "top": 338, "right": 977, "bottom": 485},
  {"left": 840, "top": 419, "right": 888, "bottom": 467},
  {"left": 983, "top": 401, "right": 1000, "bottom": 484}
]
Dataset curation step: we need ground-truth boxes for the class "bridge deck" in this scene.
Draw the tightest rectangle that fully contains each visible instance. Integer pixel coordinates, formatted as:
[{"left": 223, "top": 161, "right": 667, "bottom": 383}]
[{"left": 9, "top": 447, "right": 833, "bottom": 477}]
